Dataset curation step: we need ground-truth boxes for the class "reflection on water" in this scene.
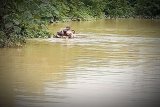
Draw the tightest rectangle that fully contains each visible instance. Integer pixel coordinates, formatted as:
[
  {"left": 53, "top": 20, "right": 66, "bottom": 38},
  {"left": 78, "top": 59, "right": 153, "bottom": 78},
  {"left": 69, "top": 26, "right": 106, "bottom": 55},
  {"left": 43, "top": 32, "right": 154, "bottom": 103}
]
[{"left": 0, "top": 19, "right": 160, "bottom": 107}]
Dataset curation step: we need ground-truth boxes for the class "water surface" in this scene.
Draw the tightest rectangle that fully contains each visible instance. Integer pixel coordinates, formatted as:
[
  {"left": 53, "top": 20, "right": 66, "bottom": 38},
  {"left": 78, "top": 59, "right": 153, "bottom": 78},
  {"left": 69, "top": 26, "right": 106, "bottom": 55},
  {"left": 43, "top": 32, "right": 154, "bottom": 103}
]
[{"left": 0, "top": 19, "right": 160, "bottom": 107}]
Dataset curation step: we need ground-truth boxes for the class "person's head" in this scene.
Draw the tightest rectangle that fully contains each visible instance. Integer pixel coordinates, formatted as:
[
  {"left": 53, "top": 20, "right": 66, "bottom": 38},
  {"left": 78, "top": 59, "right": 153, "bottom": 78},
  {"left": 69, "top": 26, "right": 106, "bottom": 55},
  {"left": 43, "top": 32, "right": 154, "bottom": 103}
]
[
  {"left": 66, "top": 26, "right": 71, "bottom": 30},
  {"left": 72, "top": 30, "right": 75, "bottom": 34}
]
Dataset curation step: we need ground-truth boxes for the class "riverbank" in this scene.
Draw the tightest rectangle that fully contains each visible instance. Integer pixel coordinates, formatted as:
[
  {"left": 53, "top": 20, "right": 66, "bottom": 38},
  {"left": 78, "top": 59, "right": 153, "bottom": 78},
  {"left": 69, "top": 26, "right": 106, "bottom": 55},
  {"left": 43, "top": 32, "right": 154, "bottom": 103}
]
[{"left": 1, "top": 18, "right": 160, "bottom": 48}]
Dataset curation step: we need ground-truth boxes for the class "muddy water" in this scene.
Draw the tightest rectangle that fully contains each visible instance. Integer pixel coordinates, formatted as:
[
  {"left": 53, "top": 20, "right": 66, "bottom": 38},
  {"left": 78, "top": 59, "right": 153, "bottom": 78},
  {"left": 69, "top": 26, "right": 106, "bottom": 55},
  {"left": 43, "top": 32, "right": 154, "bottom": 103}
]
[{"left": 0, "top": 19, "right": 160, "bottom": 107}]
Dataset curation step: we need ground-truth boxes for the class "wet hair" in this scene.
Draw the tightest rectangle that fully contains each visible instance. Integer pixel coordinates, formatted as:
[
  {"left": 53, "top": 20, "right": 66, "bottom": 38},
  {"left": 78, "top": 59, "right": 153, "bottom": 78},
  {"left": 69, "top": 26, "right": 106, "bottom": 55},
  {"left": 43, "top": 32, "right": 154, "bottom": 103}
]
[{"left": 72, "top": 30, "right": 75, "bottom": 34}]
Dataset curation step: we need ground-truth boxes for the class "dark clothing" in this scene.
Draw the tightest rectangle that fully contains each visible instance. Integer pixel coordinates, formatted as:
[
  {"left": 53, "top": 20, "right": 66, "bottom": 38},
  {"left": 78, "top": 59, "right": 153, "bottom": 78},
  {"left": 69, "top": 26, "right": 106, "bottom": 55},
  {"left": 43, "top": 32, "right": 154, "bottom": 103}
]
[
  {"left": 57, "top": 28, "right": 69, "bottom": 37},
  {"left": 57, "top": 31, "right": 63, "bottom": 36},
  {"left": 56, "top": 27, "right": 74, "bottom": 38},
  {"left": 62, "top": 29, "right": 69, "bottom": 36}
]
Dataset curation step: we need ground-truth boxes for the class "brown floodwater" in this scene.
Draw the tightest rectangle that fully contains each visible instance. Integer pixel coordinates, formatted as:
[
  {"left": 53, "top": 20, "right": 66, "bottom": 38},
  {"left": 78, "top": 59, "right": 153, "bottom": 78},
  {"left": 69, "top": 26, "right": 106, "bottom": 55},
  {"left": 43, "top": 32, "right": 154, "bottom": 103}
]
[{"left": 0, "top": 19, "right": 160, "bottom": 107}]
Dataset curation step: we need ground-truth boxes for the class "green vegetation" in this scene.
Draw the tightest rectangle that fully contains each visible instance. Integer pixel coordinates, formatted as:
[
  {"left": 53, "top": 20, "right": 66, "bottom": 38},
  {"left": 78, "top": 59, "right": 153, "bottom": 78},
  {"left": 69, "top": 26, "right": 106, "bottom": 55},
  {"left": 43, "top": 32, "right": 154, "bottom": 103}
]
[{"left": 0, "top": 0, "right": 160, "bottom": 47}]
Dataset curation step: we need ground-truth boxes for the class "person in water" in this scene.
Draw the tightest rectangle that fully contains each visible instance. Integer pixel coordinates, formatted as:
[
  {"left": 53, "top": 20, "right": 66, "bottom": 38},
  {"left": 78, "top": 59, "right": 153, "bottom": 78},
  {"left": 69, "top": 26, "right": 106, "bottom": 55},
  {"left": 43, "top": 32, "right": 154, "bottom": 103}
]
[{"left": 56, "top": 26, "right": 75, "bottom": 38}]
